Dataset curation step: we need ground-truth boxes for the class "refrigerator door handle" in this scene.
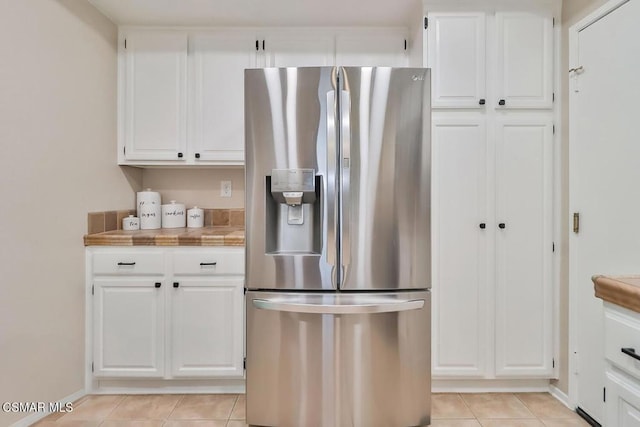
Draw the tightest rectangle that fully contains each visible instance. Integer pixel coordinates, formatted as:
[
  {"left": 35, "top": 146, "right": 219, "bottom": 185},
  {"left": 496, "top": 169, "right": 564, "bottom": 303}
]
[
  {"left": 252, "top": 298, "right": 424, "bottom": 314},
  {"left": 340, "top": 88, "right": 351, "bottom": 277},
  {"left": 326, "top": 89, "right": 338, "bottom": 285}
]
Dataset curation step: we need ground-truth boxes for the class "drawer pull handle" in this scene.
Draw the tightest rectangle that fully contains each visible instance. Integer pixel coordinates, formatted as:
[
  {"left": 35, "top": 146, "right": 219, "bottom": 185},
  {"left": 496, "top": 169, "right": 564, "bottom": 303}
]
[
  {"left": 621, "top": 347, "right": 640, "bottom": 362},
  {"left": 200, "top": 262, "right": 217, "bottom": 266},
  {"left": 117, "top": 262, "right": 136, "bottom": 266},
  {"left": 155, "top": 282, "right": 161, "bottom": 288},
  {"left": 173, "top": 282, "right": 180, "bottom": 288}
]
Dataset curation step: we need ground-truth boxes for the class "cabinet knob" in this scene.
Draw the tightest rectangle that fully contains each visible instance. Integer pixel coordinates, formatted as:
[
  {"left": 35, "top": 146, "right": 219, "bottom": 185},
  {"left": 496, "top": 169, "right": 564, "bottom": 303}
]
[
  {"left": 498, "top": 99, "right": 506, "bottom": 106},
  {"left": 479, "top": 99, "right": 486, "bottom": 105},
  {"left": 479, "top": 223, "right": 486, "bottom": 229},
  {"left": 173, "top": 282, "right": 180, "bottom": 288},
  {"left": 498, "top": 223, "right": 506, "bottom": 229},
  {"left": 155, "top": 282, "right": 162, "bottom": 288},
  {"left": 177, "top": 152, "right": 183, "bottom": 158},
  {"left": 195, "top": 153, "right": 200, "bottom": 159}
]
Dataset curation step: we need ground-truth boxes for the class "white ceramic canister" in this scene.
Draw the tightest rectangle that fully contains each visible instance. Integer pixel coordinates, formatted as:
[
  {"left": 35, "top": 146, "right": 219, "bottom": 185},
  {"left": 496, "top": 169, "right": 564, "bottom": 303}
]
[
  {"left": 122, "top": 215, "right": 140, "bottom": 231},
  {"left": 136, "top": 188, "right": 161, "bottom": 218},
  {"left": 162, "top": 201, "right": 186, "bottom": 228},
  {"left": 140, "top": 204, "right": 161, "bottom": 229},
  {"left": 187, "top": 206, "right": 204, "bottom": 228}
]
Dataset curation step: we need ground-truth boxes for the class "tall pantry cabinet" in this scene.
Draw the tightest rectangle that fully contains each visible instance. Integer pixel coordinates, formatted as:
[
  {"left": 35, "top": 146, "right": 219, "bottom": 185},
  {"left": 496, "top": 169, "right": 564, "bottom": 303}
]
[{"left": 426, "top": 3, "right": 557, "bottom": 381}]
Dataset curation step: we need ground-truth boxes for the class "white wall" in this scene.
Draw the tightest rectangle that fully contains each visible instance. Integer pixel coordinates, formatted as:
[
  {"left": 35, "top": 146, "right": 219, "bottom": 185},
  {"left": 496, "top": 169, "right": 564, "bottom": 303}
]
[
  {"left": 552, "top": 0, "right": 610, "bottom": 396},
  {"left": 142, "top": 168, "right": 245, "bottom": 209},
  {"left": 0, "top": 1, "right": 141, "bottom": 424}
]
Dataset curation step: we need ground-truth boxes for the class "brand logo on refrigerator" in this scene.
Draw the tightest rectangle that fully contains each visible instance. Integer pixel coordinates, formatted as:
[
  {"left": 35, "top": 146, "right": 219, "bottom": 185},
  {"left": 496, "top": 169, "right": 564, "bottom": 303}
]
[{"left": 411, "top": 74, "right": 424, "bottom": 81}]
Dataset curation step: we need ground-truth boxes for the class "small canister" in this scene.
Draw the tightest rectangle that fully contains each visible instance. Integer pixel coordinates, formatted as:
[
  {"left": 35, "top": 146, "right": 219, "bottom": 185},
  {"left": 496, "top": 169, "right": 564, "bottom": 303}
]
[
  {"left": 187, "top": 206, "right": 204, "bottom": 228},
  {"left": 122, "top": 215, "right": 140, "bottom": 231},
  {"left": 161, "top": 201, "right": 186, "bottom": 228}
]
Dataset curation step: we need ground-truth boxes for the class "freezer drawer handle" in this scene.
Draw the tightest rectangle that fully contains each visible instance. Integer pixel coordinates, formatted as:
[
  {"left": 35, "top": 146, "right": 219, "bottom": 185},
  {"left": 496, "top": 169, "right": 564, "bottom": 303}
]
[
  {"left": 622, "top": 347, "right": 640, "bottom": 362},
  {"left": 252, "top": 299, "right": 424, "bottom": 314}
]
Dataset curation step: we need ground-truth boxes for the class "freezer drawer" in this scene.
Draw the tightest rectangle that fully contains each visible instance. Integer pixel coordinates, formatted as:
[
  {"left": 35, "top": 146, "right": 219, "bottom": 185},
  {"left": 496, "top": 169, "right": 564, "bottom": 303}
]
[{"left": 246, "top": 290, "right": 431, "bottom": 427}]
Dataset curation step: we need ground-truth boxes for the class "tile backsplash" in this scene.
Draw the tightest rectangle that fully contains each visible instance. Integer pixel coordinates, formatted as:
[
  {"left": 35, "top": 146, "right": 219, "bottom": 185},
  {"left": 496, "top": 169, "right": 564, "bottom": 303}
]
[{"left": 87, "top": 209, "right": 244, "bottom": 234}]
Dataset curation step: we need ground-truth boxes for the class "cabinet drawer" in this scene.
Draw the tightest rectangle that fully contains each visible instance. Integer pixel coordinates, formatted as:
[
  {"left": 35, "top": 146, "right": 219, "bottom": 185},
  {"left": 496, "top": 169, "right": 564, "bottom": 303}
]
[
  {"left": 92, "top": 251, "right": 164, "bottom": 276},
  {"left": 173, "top": 249, "right": 244, "bottom": 275},
  {"left": 605, "top": 306, "right": 640, "bottom": 379}
]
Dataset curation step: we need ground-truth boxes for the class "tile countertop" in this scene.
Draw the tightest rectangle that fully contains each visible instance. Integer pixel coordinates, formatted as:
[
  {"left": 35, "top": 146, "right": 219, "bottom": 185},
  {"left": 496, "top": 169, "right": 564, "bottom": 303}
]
[
  {"left": 593, "top": 275, "right": 640, "bottom": 314},
  {"left": 84, "top": 226, "right": 245, "bottom": 247}
]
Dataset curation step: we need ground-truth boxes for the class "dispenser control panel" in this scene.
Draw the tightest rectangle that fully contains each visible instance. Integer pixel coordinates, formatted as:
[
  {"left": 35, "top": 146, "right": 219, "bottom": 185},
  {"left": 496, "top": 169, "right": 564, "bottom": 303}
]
[{"left": 271, "top": 169, "right": 315, "bottom": 192}]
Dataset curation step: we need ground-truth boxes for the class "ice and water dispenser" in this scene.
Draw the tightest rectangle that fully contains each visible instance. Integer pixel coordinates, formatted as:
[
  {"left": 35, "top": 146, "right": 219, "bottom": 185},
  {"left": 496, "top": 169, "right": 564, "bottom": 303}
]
[{"left": 265, "top": 169, "right": 322, "bottom": 254}]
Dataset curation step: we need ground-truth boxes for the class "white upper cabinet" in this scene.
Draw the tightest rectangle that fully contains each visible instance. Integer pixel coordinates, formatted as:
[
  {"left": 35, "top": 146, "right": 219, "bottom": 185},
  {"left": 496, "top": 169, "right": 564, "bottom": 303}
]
[
  {"left": 263, "top": 33, "right": 335, "bottom": 67},
  {"left": 426, "top": 13, "right": 486, "bottom": 108},
  {"left": 494, "top": 118, "right": 553, "bottom": 377},
  {"left": 425, "top": 11, "right": 553, "bottom": 110},
  {"left": 191, "top": 33, "right": 257, "bottom": 163},
  {"left": 495, "top": 13, "right": 554, "bottom": 109},
  {"left": 122, "top": 30, "right": 188, "bottom": 161},
  {"left": 336, "top": 31, "right": 408, "bottom": 67}
]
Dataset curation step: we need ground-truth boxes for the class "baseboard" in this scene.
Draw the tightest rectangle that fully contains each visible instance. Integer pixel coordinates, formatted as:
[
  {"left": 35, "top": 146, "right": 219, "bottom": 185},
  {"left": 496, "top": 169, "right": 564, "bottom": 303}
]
[
  {"left": 549, "top": 384, "right": 572, "bottom": 409},
  {"left": 432, "top": 379, "right": 552, "bottom": 393},
  {"left": 9, "top": 389, "right": 86, "bottom": 427}
]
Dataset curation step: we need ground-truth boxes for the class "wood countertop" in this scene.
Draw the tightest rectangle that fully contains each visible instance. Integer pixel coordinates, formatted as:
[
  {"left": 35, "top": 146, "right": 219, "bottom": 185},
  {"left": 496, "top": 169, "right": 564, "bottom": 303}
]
[
  {"left": 84, "top": 226, "right": 244, "bottom": 247},
  {"left": 593, "top": 275, "right": 640, "bottom": 313}
]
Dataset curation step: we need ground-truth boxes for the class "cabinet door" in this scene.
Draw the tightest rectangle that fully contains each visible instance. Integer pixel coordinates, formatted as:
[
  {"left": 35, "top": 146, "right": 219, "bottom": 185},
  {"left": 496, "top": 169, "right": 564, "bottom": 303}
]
[
  {"left": 495, "top": 13, "right": 554, "bottom": 109},
  {"left": 123, "top": 31, "right": 188, "bottom": 161},
  {"left": 432, "top": 116, "right": 489, "bottom": 377},
  {"left": 263, "top": 33, "right": 334, "bottom": 67},
  {"left": 191, "top": 33, "right": 256, "bottom": 163},
  {"left": 606, "top": 371, "right": 640, "bottom": 427},
  {"left": 426, "top": 13, "right": 486, "bottom": 108},
  {"left": 335, "top": 31, "right": 408, "bottom": 67},
  {"left": 494, "top": 119, "right": 553, "bottom": 377},
  {"left": 93, "top": 279, "right": 165, "bottom": 377},
  {"left": 170, "top": 279, "right": 244, "bottom": 378}
]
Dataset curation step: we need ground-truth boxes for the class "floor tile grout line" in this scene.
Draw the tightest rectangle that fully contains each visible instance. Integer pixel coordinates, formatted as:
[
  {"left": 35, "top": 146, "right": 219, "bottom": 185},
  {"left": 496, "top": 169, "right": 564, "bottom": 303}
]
[
  {"left": 165, "top": 393, "right": 187, "bottom": 422},
  {"left": 228, "top": 394, "right": 240, "bottom": 422}
]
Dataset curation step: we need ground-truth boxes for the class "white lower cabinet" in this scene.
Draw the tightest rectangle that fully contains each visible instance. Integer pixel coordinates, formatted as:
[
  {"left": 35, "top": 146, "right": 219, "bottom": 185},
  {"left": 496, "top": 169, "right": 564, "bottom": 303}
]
[
  {"left": 605, "top": 302, "right": 640, "bottom": 426},
  {"left": 93, "top": 279, "right": 165, "bottom": 377},
  {"left": 170, "top": 278, "right": 244, "bottom": 378},
  {"left": 432, "top": 115, "right": 554, "bottom": 379},
  {"left": 88, "top": 247, "right": 245, "bottom": 384}
]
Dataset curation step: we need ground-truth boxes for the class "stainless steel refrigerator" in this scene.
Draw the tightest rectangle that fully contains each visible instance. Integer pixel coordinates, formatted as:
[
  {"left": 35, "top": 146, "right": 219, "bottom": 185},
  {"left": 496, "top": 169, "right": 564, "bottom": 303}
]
[{"left": 244, "top": 66, "right": 431, "bottom": 427}]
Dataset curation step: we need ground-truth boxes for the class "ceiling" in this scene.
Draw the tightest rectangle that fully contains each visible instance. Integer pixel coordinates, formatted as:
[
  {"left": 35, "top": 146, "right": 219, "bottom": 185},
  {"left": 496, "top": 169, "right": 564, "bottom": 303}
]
[{"left": 88, "top": 0, "right": 422, "bottom": 27}]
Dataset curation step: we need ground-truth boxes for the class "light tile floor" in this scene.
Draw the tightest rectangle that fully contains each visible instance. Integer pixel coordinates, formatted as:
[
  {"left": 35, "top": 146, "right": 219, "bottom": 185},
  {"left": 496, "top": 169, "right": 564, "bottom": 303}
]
[{"left": 32, "top": 393, "right": 589, "bottom": 427}]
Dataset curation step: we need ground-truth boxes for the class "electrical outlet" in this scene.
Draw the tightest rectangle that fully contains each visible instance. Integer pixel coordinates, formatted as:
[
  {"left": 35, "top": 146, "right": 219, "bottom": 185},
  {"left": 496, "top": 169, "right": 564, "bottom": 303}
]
[{"left": 221, "top": 180, "right": 232, "bottom": 197}]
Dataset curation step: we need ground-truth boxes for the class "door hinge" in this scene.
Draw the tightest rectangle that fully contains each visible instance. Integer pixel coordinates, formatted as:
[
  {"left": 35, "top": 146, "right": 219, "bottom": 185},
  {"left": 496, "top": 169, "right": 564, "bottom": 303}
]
[
  {"left": 553, "top": 92, "right": 555, "bottom": 102},
  {"left": 243, "top": 357, "right": 246, "bottom": 370},
  {"left": 553, "top": 124, "right": 556, "bottom": 134},
  {"left": 123, "top": 146, "right": 126, "bottom": 155},
  {"left": 91, "top": 362, "right": 94, "bottom": 373},
  {"left": 573, "top": 212, "right": 580, "bottom": 234},
  {"left": 552, "top": 242, "right": 555, "bottom": 252},
  {"left": 552, "top": 358, "right": 555, "bottom": 368},
  {"left": 424, "top": 17, "right": 428, "bottom": 29},
  {"left": 404, "top": 39, "right": 407, "bottom": 50},
  {"left": 553, "top": 17, "right": 555, "bottom": 27},
  {"left": 255, "top": 40, "right": 259, "bottom": 51},
  {"left": 124, "top": 38, "right": 127, "bottom": 49},
  {"left": 603, "top": 387, "right": 606, "bottom": 402},
  {"left": 262, "top": 40, "right": 265, "bottom": 51},
  {"left": 92, "top": 284, "right": 94, "bottom": 295}
]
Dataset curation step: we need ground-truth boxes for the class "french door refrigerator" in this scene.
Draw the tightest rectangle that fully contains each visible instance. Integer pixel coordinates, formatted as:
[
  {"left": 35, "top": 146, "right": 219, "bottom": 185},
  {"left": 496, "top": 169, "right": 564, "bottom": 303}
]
[{"left": 245, "top": 66, "right": 431, "bottom": 427}]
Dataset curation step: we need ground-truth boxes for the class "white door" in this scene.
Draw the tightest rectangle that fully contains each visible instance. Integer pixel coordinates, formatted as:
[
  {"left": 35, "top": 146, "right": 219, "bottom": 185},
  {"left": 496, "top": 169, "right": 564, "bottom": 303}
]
[
  {"left": 495, "top": 13, "right": 553, "bottom": 109},
  {"left": 571, "top": 0, "right": 640, "bottom": 422},
  {"left": 123, "top": 31, "right": 188, "bottom": 161},
  {"left": 432, "top": 116, "right": 489, "bottom": 378},
  {"left": 494, "top": 119, "right": 553, "bottom": 377},
  {"left": 426, "top": 13, "right": 486, "bottom": 109},
  {"left": 191, "top": 33, "right": 256, "bottom": 164},
  {"left": 335, "top": 31, "right": 407, "bottom": 67},
  {"left": 263, "top": 33, "right": 334, "bottom": 67},
  {"left": 170, "top": 279, "right": 244, "bottom": 378},
  {"left": 93, "top": 279, "right": 165, "bottom": 377}
]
